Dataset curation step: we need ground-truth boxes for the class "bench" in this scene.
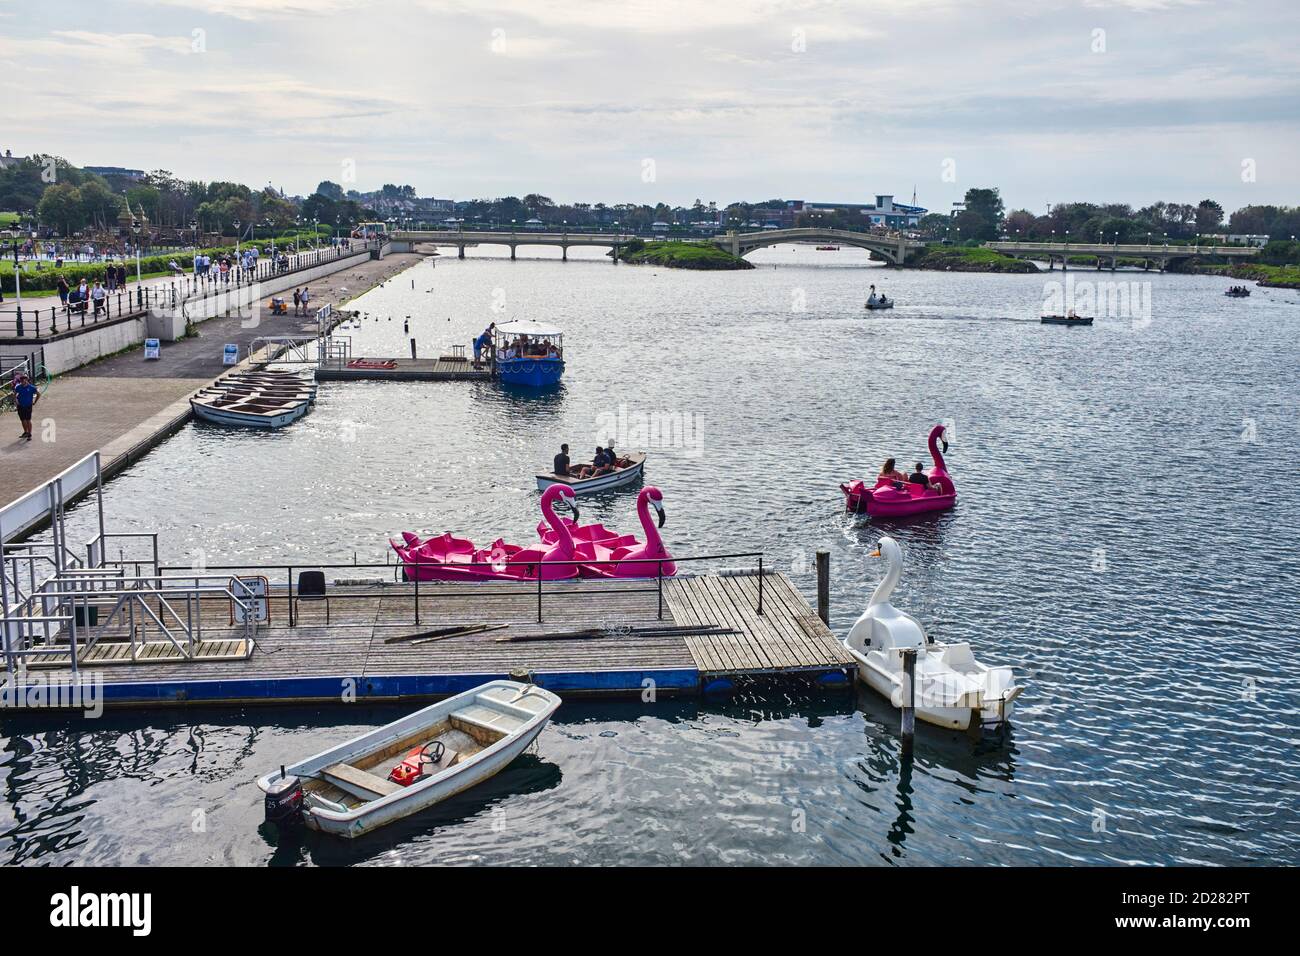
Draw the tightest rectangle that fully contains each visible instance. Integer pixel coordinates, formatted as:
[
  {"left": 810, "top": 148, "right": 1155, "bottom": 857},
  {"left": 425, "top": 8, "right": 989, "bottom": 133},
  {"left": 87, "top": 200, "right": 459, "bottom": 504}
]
[{"left": 321, "top": 762, "right": 402, "bottom": 799}]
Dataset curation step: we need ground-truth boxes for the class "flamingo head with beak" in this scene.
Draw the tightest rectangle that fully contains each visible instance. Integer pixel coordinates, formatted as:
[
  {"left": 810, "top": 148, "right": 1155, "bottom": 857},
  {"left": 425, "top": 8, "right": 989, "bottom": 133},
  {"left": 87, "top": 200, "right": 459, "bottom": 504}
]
[{"left": 647, "top": 487, "right": 666, "bottom": 528}]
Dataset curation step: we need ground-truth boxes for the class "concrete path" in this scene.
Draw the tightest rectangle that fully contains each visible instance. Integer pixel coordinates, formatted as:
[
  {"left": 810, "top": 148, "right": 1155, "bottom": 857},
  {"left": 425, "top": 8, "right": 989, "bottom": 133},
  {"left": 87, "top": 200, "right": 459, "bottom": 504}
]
[{"left": 0, "top": 252, "right": 423, "bottom": 513}]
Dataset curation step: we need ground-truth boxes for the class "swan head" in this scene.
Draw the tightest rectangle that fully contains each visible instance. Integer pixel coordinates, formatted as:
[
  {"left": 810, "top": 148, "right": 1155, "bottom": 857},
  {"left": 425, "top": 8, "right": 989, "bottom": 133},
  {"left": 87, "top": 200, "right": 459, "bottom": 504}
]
[
  {"left": 870, "top": 536, "right": 903, "bottom": 568},
  {"left": 542, "top": 483, "right": 579, "bottom": 520},
  {"left": 930, "top": 423, "right": 950, "bottom": 454}
]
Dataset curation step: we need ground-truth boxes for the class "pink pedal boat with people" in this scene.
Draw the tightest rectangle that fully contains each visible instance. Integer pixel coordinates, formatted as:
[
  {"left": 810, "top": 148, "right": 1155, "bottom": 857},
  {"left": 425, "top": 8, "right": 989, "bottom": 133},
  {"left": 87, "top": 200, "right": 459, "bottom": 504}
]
[{"left": 840, "top": 424, "right": 956, "bottom": 517}]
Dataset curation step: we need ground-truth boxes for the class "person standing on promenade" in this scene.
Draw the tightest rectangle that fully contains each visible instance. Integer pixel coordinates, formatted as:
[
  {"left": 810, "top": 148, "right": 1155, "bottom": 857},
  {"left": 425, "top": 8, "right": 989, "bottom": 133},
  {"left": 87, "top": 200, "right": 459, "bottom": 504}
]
[
  {"left": 57, "top": 275, "right": 69, "bottom": 311},
  {"left": 91, "top": 280, "right": 106, "bottom": 317},
  {"left": 13, "top": 372, "right": 39, "bottom": 442},
  {"left": 292, "top": 288, "right": 301, "bottom": 315}
]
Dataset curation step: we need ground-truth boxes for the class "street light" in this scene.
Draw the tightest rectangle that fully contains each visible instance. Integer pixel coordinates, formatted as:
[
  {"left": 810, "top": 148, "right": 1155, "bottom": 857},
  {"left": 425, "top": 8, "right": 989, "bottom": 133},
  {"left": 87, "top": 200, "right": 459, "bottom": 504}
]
[
  {"left": 132, "top": 218, "right": 142, "bottom": 282},
  {"left": 233, "top": 219, "right": 241, "bottom": 256}
]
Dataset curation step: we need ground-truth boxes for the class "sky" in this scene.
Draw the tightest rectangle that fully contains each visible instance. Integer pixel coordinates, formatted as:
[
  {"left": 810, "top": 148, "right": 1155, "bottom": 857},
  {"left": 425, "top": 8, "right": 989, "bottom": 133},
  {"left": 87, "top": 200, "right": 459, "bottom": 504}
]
[{"left": 1, "top": 0, "right": 1297, "bottom": 214}]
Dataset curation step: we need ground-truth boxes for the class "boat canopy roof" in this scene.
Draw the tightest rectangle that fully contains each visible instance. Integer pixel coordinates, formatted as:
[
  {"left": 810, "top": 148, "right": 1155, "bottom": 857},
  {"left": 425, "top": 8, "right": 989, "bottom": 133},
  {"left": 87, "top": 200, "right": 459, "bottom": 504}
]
[{"left": 495, "top": 319, "right": 563, "bottom": 337}]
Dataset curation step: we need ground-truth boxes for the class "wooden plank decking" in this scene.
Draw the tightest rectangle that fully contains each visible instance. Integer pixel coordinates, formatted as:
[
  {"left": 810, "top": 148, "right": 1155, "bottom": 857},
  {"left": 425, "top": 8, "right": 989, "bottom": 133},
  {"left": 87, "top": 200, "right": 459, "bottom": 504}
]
[
  {"left": 315, "top": 358, "right": 491, "bottom": 382},
  {"left": 2, "top": 573, "right": 852, "bottom": 709}
]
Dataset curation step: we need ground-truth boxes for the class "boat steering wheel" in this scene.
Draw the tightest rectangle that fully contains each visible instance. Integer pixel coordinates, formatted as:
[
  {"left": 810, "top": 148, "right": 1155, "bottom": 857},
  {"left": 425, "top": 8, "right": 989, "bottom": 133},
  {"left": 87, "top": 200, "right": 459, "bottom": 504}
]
[{"left": 418, "top": 741, "right": 446, "bottom": 767}]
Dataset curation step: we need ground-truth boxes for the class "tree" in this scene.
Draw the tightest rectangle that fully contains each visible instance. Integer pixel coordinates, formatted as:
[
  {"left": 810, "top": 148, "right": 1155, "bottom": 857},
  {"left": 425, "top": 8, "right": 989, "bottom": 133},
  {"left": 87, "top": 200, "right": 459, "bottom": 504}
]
[
  {"left": 37, "top": 183, "right": 84, "bottom": 234},
  {"left": 78, "top": 179, "right": 122, "bottom": 229},
  {"left": 959, "top": 187, "right": 1004, "bottom": 241},
  {"left": 316, "top": 180, "right": 344, "bottom": 201},
  {"left": 1195, "top": 199, "right": 1224, "bottom": 233}
]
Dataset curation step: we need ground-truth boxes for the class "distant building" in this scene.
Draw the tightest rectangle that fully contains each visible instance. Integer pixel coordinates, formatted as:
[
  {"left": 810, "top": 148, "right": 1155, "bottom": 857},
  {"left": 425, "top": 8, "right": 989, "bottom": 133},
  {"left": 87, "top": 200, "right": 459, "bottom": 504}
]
[
  {"left": 85, "top": 165, "right": 146, "bottom": 181},
  {"left": 804, "top": 195, "right": 927, "bottom": 228},
  {"left": 0, "top": 148, "right": 24, "bottom": 171},
  {"left": 1203, "top": 233, "right": 1270, "bottom": 247}
]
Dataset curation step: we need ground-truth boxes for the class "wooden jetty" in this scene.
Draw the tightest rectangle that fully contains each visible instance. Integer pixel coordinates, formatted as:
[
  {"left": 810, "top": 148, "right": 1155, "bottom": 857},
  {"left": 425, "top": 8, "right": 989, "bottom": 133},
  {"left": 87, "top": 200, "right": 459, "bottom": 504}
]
[
  {"left": 315, "top": 357, "right": 491, "bottom": 382},
  {"left": 1, "top": 573, "right": 854, "bottom": 710}
]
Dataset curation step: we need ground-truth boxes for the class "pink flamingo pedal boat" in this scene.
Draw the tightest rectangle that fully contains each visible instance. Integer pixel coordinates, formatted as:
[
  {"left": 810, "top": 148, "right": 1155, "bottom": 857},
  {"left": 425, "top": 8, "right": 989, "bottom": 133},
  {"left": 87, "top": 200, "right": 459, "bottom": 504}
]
[
  {"left": 390, "top": 485, "right": 580, "bottom": 581},
  {"left": 840, "top": 424, "right": 956, "bottom": 517},
  {"left": 536, "top": 486, "right": 677, "bottom": 578}
]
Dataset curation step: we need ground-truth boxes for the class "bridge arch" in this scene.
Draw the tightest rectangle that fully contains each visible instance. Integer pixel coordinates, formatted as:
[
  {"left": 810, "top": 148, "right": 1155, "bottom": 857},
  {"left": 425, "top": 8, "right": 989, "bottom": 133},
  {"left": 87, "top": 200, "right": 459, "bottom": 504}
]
[{"left": 712, "top": 228, "right": 924, "bottom": 265}]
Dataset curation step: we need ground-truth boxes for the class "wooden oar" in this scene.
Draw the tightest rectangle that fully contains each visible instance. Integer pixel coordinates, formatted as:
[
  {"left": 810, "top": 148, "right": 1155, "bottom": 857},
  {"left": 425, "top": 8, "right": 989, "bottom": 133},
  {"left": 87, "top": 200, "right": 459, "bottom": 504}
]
[{"left": 384, "top": 623, "right": 508, "bottom": 645}]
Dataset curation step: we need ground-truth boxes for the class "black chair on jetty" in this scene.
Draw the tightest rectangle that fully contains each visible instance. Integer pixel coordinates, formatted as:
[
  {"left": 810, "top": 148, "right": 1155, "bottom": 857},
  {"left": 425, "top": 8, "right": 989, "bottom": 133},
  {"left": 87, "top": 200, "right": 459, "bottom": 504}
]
[{"left": 294, "top": 571, "right": 331, "bottom": 624}]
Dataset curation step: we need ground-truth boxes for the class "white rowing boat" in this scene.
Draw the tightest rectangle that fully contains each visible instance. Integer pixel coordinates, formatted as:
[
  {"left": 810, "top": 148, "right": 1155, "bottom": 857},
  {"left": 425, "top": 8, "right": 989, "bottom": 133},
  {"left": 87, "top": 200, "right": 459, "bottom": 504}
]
[
  {"left": 258, "top": 681, "right": 561, "bottom": 838},
  {"left": 536, "top": 451, "right": 646, "bottom": 494},
  {"left": 190, "top": 391, "right": 311, "bottom": 428}
]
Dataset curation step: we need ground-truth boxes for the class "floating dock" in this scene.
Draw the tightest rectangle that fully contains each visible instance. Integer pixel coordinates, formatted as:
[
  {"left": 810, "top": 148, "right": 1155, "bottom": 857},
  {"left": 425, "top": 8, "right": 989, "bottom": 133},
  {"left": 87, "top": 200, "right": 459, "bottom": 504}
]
[
  {"left": 1, "top": 573, "right": 852, "bottom": 709},
  {"left": 314, "top": 357, "right": 491, "bottom": 382}
]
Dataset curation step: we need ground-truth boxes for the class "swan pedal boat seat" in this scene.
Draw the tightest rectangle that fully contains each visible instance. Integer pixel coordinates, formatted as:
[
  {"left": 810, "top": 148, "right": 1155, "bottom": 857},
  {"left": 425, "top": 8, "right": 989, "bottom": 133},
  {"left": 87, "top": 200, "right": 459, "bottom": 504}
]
[{"left": 843, "top": 537, "right": 1022, "bottom": 731}]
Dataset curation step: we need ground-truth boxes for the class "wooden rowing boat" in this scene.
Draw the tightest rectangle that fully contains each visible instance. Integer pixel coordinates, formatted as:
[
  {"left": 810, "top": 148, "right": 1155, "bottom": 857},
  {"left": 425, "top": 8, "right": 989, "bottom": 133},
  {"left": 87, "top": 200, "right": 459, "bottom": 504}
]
[
  {"left": 257, "top": 681, "right": 560, "bottom": 838},
  {"left": 536, "top": 451, "right": 646, "bottom": 494}
]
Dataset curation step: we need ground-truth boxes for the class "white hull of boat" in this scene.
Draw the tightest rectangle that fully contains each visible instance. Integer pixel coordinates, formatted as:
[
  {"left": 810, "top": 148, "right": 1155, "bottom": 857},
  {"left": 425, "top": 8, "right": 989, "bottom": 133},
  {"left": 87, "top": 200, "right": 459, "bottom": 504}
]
[
  {"left": 257, "top": 681, "right": 560, "bottom": 839},
  {"left": 845, "top": 645, "right": 1019, "bottom": 731},
  {"left": 191, "top": 399, "right": 310, "bottom": 428},
  {"left": 536, "top": 453, "right": 645, "bottom": 495}
]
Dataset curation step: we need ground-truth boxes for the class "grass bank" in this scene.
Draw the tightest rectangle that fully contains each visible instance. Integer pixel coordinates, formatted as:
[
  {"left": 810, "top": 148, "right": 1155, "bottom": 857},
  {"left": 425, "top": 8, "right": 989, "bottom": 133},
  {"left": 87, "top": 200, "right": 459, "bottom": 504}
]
[
  {"left": 618, "top": 240, "right": 753, "bottom": 270},
  {"left": 904, "top": 245, "right": 1038, "bottom": 273},
  {"left": 1193, "top": 262, "right": 1300, "bottom": 289}
]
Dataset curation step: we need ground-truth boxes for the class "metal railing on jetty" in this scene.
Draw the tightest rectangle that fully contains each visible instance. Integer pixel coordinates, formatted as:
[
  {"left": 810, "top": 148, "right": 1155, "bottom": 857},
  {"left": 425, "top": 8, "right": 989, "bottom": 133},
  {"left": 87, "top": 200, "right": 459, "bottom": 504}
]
[
  {"left": 155, "top": 552, "right": 768, "bottom": 628},
  {"left": 1, "top": 453, "right": 772, "bottom": 675},
  {"left": 0, "top": 241, "right": 378, "bottom": 339}
]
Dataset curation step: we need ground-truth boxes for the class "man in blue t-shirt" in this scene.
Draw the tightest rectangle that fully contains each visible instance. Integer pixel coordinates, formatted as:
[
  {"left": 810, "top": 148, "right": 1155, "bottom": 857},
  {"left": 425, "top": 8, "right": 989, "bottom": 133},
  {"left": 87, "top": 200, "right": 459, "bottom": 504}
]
[{"left": 12, "top": 373, "right": 39, "bottom": 442}]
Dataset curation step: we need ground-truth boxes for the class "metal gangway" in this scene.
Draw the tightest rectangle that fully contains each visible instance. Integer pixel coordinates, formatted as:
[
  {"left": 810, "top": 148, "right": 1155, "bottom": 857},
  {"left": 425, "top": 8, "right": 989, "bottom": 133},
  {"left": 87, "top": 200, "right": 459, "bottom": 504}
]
[{"left": 0, "top": 453, "right": 260, "bottom": 675}]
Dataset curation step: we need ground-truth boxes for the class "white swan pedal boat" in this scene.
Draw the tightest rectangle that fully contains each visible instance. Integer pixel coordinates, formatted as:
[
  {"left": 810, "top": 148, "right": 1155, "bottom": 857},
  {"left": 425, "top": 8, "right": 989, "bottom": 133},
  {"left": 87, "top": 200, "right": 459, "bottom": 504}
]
[
  {"left": 258, "top": 681, "right": 560, "bottom": 838},
  {"left": 844, "top": 537, "right": 1022, "bottom": 731},
  {"left": 536, "top": 451, "right": 646, "bottom": 494}
]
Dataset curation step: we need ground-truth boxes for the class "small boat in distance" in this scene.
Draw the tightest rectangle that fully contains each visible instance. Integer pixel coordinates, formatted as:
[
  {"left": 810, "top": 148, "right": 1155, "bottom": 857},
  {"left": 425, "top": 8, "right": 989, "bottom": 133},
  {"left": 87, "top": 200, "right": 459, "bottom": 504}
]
[
  {"left": 258, "top": 681, "right": 561, "bottom": 838},
  {"left": 1224, "top": 286, "right": 1251, "bottom": 297},
  {"left": 816, "top": 245, "right": 840, "bottom": 251},
  {"left": 536, "top": 451, "right": 646, "bottom": 494},
  {"left": 865, "top": 284, "right": 894, "bottom": 309},
  {"left": 1041, "top": 313, "right": 1094, "bottom": 325},
  {"left": 494, "top": 319, "right": 565, "bottom": 388}
]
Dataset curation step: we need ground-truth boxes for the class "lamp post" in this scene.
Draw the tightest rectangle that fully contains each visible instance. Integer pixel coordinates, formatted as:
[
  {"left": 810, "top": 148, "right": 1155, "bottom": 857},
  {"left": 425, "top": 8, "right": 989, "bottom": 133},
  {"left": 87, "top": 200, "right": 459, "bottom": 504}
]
[
  {"left": 233, "top": 219, "right": 241, "bottom": 256},
  {"left": 132, "top": 218, "right": 142, "bottom": 282}
]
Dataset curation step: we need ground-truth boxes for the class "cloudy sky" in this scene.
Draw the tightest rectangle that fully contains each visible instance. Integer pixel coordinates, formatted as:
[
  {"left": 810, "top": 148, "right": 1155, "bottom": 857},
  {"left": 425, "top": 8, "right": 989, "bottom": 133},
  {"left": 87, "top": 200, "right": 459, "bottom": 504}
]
[{"left": 1, "top": 0, "right": 1296, "bottom": 213}]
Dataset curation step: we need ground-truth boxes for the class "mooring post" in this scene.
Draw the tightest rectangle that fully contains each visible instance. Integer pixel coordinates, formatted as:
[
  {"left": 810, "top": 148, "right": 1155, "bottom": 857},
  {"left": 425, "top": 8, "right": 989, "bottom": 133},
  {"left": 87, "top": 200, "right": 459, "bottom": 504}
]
[
  {"left": 409, "top": 337, "right": 416, "bottom": 359},
  {"left": 900, "top": 648, "right": 917, "bottom": 755},
  {"left": 815, "top": 549, "right": 830, "bottom": 625}
]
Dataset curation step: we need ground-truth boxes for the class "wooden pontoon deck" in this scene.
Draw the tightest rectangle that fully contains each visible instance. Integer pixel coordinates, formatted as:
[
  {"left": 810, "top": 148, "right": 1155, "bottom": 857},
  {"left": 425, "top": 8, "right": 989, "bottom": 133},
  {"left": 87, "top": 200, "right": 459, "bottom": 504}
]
[
  {"left": 315, "top": 358, "right": 492, "bottom": 382},
  {"left": 2, "top": 573, "right": 853, "bottom": 709}
]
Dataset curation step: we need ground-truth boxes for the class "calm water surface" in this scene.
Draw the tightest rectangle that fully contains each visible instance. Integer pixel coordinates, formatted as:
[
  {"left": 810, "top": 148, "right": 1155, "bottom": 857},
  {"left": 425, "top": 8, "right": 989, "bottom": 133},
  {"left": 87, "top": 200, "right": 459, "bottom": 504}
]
[{"left": 4, "top": 245, "right": 1298, "bottom": 865}]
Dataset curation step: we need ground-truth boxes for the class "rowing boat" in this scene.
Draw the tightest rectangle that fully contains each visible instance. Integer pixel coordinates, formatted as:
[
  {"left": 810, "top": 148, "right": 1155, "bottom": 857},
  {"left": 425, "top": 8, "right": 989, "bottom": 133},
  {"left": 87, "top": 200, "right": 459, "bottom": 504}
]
[{"left": 257, "top": 681, "right": 561, "bottom": 838}]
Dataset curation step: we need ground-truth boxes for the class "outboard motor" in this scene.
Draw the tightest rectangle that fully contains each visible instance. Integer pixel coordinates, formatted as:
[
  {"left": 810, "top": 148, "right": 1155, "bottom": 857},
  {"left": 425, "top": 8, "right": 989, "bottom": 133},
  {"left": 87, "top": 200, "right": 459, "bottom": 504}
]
[{"left": 264, "top": 765, "right": 304, "bottom": 827}]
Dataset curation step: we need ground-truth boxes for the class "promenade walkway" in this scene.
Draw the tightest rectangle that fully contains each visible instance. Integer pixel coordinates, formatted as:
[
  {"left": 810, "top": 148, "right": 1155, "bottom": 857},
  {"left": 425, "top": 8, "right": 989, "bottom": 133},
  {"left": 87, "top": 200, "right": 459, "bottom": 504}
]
[{"left": 0, "top": 252, "right": 422, "bottom": 519}]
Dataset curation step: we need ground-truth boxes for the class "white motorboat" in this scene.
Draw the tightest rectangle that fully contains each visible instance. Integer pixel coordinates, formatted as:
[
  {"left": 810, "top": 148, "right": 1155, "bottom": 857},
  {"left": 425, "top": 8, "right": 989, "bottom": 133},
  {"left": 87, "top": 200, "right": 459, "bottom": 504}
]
[
  {"left": 536, "top": 451, "right": 646, "bottom": 495},
  {"left": 843, "top": 537, "right": 1022, "bottom": 730},
  {"left": 258, "top": 681, "right": 561, "bottom": 838}
]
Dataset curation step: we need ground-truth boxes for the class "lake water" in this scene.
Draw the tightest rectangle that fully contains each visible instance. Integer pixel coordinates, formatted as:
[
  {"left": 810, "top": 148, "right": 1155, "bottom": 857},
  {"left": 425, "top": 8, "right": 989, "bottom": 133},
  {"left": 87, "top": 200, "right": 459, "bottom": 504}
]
[{"left": 3, "top": 244, "right": 1298, "bottom": 865}]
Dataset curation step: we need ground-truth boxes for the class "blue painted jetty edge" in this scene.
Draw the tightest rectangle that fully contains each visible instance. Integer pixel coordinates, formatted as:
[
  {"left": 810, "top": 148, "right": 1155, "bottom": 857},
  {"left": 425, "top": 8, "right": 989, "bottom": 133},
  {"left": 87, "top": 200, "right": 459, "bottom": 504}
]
[{"left": 61, "top": 667, "right": 703, "bottom": 709}]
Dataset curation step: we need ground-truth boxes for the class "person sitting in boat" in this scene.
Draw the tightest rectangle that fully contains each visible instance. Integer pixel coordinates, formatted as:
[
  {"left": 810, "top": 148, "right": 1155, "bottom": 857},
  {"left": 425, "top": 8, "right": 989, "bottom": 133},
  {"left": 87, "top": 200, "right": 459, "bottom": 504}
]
[
  {"left": 908, "top": 463, "right": 930, "bottom": 487},
  {"left": 589, "top": 446, "right": 616, "bottom": 477},
  {"left": 554, "top": 443, "right": 572, "bottom": 477},
  {"left": 880, "top": 458, "right": 908, "bottom": 484}
]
